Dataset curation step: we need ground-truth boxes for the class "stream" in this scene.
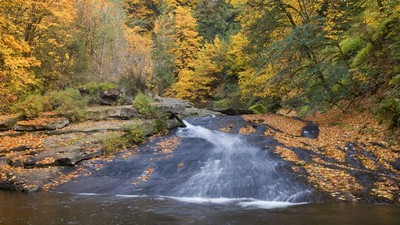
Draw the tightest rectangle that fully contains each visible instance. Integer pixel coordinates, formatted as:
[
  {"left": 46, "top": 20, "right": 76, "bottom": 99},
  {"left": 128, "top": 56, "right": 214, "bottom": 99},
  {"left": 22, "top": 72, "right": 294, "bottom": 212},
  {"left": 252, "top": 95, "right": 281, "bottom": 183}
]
[
  {"left": 1, "top": 191, "right": 400, "bottom": 225},
  {"left": 1, "top": 116, "right": 399, "bottom": 224}
]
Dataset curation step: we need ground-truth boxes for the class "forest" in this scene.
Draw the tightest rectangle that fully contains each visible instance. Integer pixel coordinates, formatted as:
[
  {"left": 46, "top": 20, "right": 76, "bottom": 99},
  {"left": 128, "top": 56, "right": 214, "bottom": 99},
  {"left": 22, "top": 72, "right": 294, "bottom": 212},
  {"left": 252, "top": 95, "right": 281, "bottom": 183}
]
[{"left": 1, "top": 0, "right": 399, "bottom": 140}]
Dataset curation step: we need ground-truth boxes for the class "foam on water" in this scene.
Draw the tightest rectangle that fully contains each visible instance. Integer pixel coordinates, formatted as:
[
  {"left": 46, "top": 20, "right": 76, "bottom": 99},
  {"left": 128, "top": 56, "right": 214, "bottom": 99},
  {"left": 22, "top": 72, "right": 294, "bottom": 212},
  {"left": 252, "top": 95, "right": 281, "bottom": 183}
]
[
  {"left": 167, "top": 196, "right": 307, "bottom": 209},
  {"left": 173, "top": 121, "right": 310, "bottom": 203}
]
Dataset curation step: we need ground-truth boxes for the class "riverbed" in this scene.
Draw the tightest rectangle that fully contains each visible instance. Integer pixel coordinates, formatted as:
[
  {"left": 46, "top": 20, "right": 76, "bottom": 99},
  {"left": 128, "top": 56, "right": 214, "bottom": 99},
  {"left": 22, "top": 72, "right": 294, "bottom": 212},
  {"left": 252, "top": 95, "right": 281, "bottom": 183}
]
[
  {"left": 1, "top": 116, "right": 399, "bottom": 224},
  {"left": 1, "top": 191, "right": 399, "bottom": 225}
]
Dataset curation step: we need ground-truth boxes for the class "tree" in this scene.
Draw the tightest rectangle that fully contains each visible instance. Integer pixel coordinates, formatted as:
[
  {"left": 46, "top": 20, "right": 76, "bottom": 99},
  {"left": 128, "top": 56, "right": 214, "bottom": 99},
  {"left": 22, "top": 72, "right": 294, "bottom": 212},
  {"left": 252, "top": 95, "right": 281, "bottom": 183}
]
[
  {"left": 124, "top": 0, "right": 160, "bottom": 32},
  {"left": 152, "top": 11, "right": 177, "bottom": 94},
  {"left": 0, "top": 0, "right": 75, "bottom": 111},
  {"left": 125, "top": 28, "right": 154, "bottom": 92},
  {"left": 173, "top": 37, "right": 226, "bottom": 103},
  {"left": 164, "top": 0, "right": 198, "bottom": 9},
  {"left": 172, "top": 6, "right": 201, "bottom": 70},
  {"left": 73, "top": 0, "right": 131, "bottom": 83},
  {"left": 232, "top": 0, "right": 363, "bottom": 113},
  {"left": 194, "top": 0, "right": 240, "bottom": 41}
]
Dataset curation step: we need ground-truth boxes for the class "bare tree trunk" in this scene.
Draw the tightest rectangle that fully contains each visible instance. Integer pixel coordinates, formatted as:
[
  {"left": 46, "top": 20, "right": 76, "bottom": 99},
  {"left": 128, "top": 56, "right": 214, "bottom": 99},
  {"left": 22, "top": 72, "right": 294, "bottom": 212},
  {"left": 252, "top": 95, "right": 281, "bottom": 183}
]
[{"left": 99, "top": 6, "right": 111, "bottom": 81}]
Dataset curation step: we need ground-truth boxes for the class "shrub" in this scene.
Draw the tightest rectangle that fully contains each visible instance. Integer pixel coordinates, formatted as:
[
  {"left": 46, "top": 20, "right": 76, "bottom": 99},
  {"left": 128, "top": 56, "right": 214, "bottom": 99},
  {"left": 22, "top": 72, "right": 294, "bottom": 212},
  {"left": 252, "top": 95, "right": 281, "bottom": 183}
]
[
  {"left": 125, "top": 125, "right": 146, "bottom": 144},
  {"left": 83, "top": 82, "right": 118, "bottom": 94},
  {"left": 102, "top": 133, "right": 127, "bottom": 155},
  {"left": 376, "top": 97, "right": 400, "bottom": 130},
  {"left": 213, "top": 99, "right": 231, "bottom": 109},
  {"left": 44, "top": 88, "right": 87, "bottom": 122},
  {"left": 249, "top": 103, "right": 267, "bottom": 114},
  {"left": 133, "top": 93, "right": 156, "bottom": 118},
  {"left": 153, "top": 114, "right": 168, "bottom": 134},
  {"left": 80, "top": 82, "right": 119, "bottom": 106},
  {"left": 102, "top": 126, "right": 146, "bottom": 155},
  {"left": 375, "top": 97, "right": 400, "bottom": 143},
  {"left": 17, "top": 94, "right": 45, "bottom": 118}
]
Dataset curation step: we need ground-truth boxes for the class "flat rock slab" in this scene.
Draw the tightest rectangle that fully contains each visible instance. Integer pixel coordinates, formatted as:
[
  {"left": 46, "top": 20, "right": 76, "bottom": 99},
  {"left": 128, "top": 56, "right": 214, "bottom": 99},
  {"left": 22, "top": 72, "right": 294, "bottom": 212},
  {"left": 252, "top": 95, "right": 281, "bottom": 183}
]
[
  {"left": 14, "top": 118, "right": 69, "bottom": 131},
  {"left": 0, "top": 166, "right": 60, "bottom": 192},
  {"left": 46, "top": 120, "right": 143, "bottom": 134},
  {"left": 152, "top": 97, "right": 222, "bottom": 118},
  {"left": 154, "top": 97, "right": 192, "bottom": 108},
  {"left": 35, "top": 132, "right": 114, "bottom": 166},
  {"left": 183, "top": 107, "right": 223, "bottom": 118},
  {"left": 6, "top": 118, "right": 183, "bottom": 168},
  {"left": 86, "top": 105, "right": 138, "bottom": 120}
]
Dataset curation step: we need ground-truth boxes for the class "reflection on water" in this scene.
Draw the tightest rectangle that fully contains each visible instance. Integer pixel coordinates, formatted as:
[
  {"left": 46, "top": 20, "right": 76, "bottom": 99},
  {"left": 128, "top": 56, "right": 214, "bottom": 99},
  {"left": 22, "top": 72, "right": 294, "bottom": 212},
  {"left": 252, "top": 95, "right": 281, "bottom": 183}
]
[{"left": 1, "top": 191, "right": 399, "bottom": 225}]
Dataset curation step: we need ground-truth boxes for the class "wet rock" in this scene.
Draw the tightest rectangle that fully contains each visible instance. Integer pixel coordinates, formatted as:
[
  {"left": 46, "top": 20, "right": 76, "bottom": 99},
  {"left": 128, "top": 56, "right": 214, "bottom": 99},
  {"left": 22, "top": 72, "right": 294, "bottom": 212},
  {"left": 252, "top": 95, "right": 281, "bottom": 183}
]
[
  {"left": 52, "top": 147, "right": 104, "bottom": 166},
  {"left": 0, "top": 114, "right": 23, "bottom": 131},
  {"left": 14, "top": 118, "right": 69, "bottom": 131},
  {"left": 152, "top": 97, "right": 222, "bottom": 118},
  {"left": 391, "top": 158, "right": 400, "bottom": 171},
  {"left": 301, "top": 123, "right": 319, "bottom": 139},
  {"left": 214, "top": 107, "right": 253, "bottom": 115},
  {"left": 22, "top": 184, "right": 40, "bottom": 193},
  {"left": 182, "top": 107, "right": 222, "bottom": 118}
]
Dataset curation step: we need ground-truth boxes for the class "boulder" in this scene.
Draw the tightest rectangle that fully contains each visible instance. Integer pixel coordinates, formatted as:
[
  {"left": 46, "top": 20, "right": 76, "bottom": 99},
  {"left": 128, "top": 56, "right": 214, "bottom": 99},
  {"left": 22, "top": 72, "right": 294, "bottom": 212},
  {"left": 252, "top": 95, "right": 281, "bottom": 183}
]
[
  {"left": 53, "top": 147, "right": 104, "bottom": 166},
  {"left": 0, "top": 114, "right": 23, "bottom": 131},
  {"left": 22, "top": 184, "right": 40, "bottom": 193},
  {"left": 152, "top": 97, "right": 222, "bottom": 118},
  {"left": 100, "top": 88, "right": 122, "bottom": 105},
  {"left": 301, "top": 123, "right": 319, "bottom": 139},
  {"left": 152, "top": 102, "right": 186, "bottom": 115},
  {"left": 14, "top": 118, "right": 69, "bottom": 131},
  {"left": 214, "top": 107, "right": 253, "bottom": 115},
  {"left": 391, "top": 158, "right": 400, "bottom": 171},
  {"left": 182, "top": 107, "right": 223, "bottom": 118}
]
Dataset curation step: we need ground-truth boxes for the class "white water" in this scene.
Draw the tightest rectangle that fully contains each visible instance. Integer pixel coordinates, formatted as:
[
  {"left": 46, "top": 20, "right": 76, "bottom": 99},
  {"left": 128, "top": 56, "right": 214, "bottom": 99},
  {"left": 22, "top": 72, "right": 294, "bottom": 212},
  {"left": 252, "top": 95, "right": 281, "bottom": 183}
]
[
  {"left": 168, "top": 197, "right": 306, "bottom": 209},
  {"left": 172, "top": 121, "right": 311, "bottom": 206},
  {"left": 67, "top": 120, "right": 311, "bottom": 209}
]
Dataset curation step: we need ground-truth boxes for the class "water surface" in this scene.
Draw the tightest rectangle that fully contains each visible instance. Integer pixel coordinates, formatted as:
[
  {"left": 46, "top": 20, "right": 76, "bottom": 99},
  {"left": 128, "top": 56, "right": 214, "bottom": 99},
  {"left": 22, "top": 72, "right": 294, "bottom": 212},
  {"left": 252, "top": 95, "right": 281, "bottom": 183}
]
[
  {"left": 1, "top": 191, "right": 399, "bottom": 225},
  {"left": 1, "top": 116, "right": 399, "bottom": 224}
]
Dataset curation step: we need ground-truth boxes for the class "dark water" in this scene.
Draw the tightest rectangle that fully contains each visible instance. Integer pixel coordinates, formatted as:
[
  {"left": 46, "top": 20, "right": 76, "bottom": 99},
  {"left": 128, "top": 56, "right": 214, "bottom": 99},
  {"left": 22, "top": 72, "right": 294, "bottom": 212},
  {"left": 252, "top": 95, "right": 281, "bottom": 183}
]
[
  {"left": 1, "top": 116, "right": 399, "bottom": 224},
  {"left": 1, "top": 191, "right": 400, "bottom": 225},
  {"left": 55, "top": 117, "right": 317, "bottom": 204}
]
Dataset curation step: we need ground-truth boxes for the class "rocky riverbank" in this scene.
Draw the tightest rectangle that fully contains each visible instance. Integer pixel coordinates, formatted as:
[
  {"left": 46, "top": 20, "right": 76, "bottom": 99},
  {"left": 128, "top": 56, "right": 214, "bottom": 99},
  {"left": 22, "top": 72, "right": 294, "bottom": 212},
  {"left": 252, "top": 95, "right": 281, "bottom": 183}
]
[
  {"left": 0, "top": 98, "right": 221, "bottom": 192},
  {"left": 1, "top": 100, "right": 399, "bottom": 204},
  {"left": 241, "top": 111, "right": 400, "bottom": 203}
]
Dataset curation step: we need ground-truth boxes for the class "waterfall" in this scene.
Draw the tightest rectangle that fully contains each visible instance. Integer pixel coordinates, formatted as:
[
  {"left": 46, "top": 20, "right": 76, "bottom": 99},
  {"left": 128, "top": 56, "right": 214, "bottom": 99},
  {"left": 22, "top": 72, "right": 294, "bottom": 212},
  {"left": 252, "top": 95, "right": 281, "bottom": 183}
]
[{"left": 173, "top": 121, "right": 311, "bottom": 203}]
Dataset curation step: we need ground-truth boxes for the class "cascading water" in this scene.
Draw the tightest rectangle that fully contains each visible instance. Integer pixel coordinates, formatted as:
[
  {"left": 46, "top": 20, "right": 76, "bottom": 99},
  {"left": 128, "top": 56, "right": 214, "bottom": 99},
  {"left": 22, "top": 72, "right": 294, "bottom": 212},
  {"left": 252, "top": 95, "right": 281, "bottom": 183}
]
[
  {"left": 170, "top": 121, "right": 311, "bottom": 206},
  {"left": 56, "top": 117, "right": 314, "bottom": 209}
]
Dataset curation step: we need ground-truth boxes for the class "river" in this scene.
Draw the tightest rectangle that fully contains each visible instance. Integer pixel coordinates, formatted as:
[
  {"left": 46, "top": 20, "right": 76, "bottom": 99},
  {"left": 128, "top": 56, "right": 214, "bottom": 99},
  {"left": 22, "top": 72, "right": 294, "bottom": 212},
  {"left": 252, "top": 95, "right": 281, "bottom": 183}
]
[
  {"left": 1, "top": 191, "right": 400, "bottom": 225},
  {"left": 1, "top": 116, "right": 399, "bottom": 224}
]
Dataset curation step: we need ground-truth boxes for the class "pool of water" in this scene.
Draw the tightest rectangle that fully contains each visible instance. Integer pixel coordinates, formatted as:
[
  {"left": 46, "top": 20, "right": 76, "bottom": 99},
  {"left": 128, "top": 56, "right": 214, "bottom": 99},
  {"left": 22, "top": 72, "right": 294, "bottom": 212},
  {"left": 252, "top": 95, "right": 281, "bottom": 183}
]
[{"left": 1, "top": 191, "right": 399, "bottom": 225}]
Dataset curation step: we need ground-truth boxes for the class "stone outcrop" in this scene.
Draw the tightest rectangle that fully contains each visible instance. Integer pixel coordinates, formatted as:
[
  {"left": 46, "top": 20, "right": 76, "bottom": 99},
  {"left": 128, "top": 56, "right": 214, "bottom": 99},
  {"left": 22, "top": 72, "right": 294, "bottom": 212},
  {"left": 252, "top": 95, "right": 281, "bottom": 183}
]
[
  {"left": 0, "top": 114, "right": 23, "bottom": 131},
  {"left": 213, "top": 107, "right": 253, "bottom": 116},
  {"left": 0, "top": 97, "right": 222, "bottom": 192},
  {"left": 14, "top": 118, "right": 70, "bottom": 131},
  {"left": 152, "top": 97, "right": 223, "bottom": 118},
  {"left": 301, "top": 123, "right": 320, "bottom": 139},
  {"left": 85, "top": 105, "right": 138, "bottom": 120},
  {"left": 99, "top": 88, "right": 122, "bottom": 105}
]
